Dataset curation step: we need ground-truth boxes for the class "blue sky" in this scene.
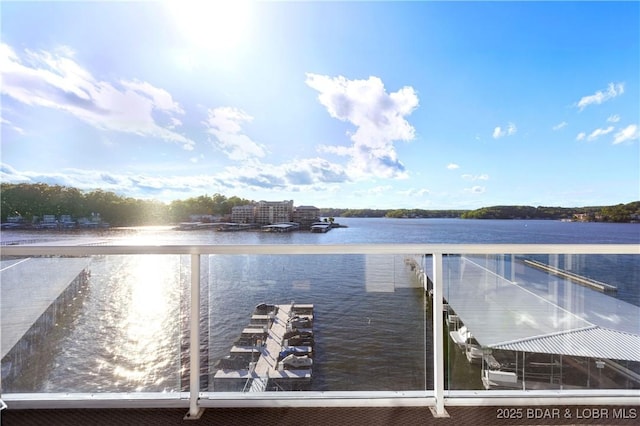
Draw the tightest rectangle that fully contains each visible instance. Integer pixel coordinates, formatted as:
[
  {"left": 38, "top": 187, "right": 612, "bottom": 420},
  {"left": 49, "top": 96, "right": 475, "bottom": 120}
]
[{"left": 1, "top": 1, "right": 638, "bottom": 209}]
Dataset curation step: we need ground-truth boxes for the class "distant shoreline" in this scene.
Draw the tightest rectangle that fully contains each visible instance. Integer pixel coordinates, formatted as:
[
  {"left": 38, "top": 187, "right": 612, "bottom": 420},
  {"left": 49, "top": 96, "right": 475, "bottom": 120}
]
[{"left": 321, "top": 202, "right": 640, "bottom": 223}]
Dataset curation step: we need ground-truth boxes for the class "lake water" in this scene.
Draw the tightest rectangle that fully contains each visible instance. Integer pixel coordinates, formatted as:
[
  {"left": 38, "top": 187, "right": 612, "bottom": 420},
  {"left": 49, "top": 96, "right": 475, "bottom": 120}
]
[{"left": 1, "top": 218, "right": 638, "bottom": 393}]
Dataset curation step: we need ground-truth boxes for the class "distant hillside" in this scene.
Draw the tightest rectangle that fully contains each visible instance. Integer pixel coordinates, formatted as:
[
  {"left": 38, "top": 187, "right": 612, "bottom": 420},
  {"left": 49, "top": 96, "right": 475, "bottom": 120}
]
[
  {"left": 460, "top": 202, "right": 640, "bottom": 223},
  {"left": 321, "top": 202, "right": 640, "bottom": 223},
  {"left": 319, "top": 208, "right": 468, "bottom": 218}
]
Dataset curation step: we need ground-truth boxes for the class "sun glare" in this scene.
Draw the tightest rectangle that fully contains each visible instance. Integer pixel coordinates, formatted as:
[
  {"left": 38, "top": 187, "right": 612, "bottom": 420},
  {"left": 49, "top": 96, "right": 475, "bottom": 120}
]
[{"left": 164, "top": 0, "right": 252, "bottom": 54}]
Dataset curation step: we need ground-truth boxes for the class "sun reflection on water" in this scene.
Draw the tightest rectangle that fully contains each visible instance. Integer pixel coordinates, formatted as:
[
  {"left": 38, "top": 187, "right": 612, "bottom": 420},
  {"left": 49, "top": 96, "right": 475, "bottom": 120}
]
[{"left": 106, "top": 254, "right": 183, "bottom": 390}]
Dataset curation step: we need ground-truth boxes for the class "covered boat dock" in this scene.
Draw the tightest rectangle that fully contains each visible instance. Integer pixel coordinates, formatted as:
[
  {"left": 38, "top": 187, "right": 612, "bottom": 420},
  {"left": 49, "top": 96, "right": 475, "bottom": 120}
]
[
  {"left": 261, "top": 223, "right": 300, "bottom": 232},
  {"left": 441, "top": 255, "right": 640, "bottom": 389}
]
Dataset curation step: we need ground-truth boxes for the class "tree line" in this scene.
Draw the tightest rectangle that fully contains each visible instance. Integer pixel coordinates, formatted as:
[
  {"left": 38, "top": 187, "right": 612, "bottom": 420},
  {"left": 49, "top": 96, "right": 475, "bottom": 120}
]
[
  {"left": 460, "top": 202, "right": 640, "bottom": 222},
  {"left": 323, "top": 203, "right": 640, "bottom": 223},
  {"left": 319, "top": 208, "right": 467, "bottom": 218},
  {"left": 0, "top": 183, "right": 252, "bottom": 226},
  {"left": 2, "top": 183, "right": 638, "bottom": 226}
]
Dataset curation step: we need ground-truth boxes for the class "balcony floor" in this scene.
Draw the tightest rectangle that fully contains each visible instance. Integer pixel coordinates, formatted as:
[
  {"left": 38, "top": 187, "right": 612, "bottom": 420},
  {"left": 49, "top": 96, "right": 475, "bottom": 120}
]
[
  {"left": 0, "top": 406, "right": 498, "bottom": 426},
  {"left": 3, "top": 405, "right": 640, "bottom": 425}
]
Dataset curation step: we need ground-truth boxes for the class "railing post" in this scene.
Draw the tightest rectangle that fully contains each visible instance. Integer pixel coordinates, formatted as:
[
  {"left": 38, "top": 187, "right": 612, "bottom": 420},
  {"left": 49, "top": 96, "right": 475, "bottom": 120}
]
[
  {"left": 431, "top": 252, "right": 448, "bottom": 417},
  {"left": 186, "top": 253, "right": 204, "bottom": 419}
]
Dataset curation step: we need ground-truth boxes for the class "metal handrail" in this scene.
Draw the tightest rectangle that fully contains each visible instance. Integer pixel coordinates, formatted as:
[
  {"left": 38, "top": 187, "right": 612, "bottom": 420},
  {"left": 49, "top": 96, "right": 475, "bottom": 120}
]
[{"left": 1, "top": 243, "right": 638, "bottom": 256}]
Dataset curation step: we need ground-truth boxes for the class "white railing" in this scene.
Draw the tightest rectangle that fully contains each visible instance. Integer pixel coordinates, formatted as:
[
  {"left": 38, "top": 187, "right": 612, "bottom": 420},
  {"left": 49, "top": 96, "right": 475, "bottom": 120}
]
[{"left": 1, "top": 244, "right": 638, "bottom": 418}]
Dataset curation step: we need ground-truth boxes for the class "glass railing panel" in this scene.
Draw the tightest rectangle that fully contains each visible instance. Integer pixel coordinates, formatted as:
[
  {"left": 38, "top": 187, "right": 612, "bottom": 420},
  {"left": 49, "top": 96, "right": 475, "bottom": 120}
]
[
  {"left": 205, "top": 254, "right": 429, "bottom": 393},
  {"left": 1, "top": 254, "right": 188, "bottom": 396},
  {"left": 443, "top": 253, "right": 640, "bottom": 391},
  {"left": 2, "top": 244, "right": 637, "bottom": 410}
]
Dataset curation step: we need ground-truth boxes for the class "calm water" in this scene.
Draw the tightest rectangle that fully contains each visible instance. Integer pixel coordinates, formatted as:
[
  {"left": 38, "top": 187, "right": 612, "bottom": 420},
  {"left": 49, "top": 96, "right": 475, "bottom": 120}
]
[{"left": 1, "top": 218, "right": 638, "bottom": 393}]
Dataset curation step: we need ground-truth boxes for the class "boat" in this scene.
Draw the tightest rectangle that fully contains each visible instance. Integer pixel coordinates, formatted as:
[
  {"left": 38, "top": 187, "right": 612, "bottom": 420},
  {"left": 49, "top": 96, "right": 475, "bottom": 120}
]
[
  {"left": 465, "top": 336, "right": 483, "bottom": 364},
  {"left": 288, "top": 315, "right": 312, "bottom": 330},
  {"left": 283, "top": 330, "right": 313, "bottom": 339},
  {"left": 280, "top": 353, "right": 313, "bottom": 369},
  {"left": 255, "top": 303, "right": 277, "bottom": 314},
  {"left": 449, "top": 325, "right": 470, "bottom": 348},
  {"left": 284, "top": 336, "right": 314, "bottom": 347},
  {"left": 449, "top": 323, "right": 484, "bottom": 364}
]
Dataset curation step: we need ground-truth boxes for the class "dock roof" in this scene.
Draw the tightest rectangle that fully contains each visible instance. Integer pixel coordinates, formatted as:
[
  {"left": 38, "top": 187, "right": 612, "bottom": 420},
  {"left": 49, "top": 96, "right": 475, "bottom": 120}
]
[
  {"left": 1, "top": 257, "right": 90, "bottom": 358},
  {"left": 444, "top": 256, "right": 640, "bottom": 362}
]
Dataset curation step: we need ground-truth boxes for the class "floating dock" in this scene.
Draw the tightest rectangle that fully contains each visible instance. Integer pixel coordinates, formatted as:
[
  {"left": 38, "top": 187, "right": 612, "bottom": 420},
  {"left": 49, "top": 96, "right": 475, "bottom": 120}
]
[{"left": 213, "top": 303, "right": 314, "bottom": 392}]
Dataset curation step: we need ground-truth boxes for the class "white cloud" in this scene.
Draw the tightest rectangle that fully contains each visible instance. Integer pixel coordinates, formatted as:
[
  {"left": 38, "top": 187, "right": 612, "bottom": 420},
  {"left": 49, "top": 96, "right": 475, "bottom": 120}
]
[
  {"left": 464, "top": 186, "right": 485, "bottom": 194},
  {"left": 217, "top": 156, "right": 349, "bottom": 192},
  {"left": 0, "top": 162, "right": 217, "bottom": 199},
  {"left": 576, "top": 82, "right": 624, "bottom": 111},
  {"left": 0, "top": 117, "right": 25, "bottom": 134},
  {"left": 552, "top": 121, "right": 568, "bottom": 131},
  {"left": 587, "top": 126, "right": 614, "bottom": 141},
  {"left": 317, "top": 144, "right": 352, "bottom": 156},
  {"left": 0, "top": 163, "right": 31, "bottom": 182},
  {"left": 462, "top": 174, "right": 489, "bottom": 181},
  {"left": 576, "top": 132, "right": 586, "bottom": 141},
  {"left": 607, "top": 114, "right": 621, "bottom": 123},
  {"left": 120, "top": 80, "right": 184, "bottom": 114},
  {"left": 1, "top": 155, "right": 350, "bottom": 202},
  {"left": 0, "top": 42, "right": 194, "bottom": 149},
  {"left": 398, "top": 188, "right": 429, "bottom": 197},
  {"left": 613, "top": 124, "right": 639, "bottom": 145},
  {"left": 368, "top": 185, "right": 393, "bottom": 195},
  {"left": 282, "top": 157, "right": 349, "bottom": 185},
  {"left": 305, "top": 73, "right": 418, "bottom": 179},
  {"left": 446, "top": 163, "right": 460, "bottom": 170},
  {"left": 204, "top": 107, "right": 266, "bottom": 161},
  {"left": 493, "top": 122, "right": 517, "bottom": 139}
]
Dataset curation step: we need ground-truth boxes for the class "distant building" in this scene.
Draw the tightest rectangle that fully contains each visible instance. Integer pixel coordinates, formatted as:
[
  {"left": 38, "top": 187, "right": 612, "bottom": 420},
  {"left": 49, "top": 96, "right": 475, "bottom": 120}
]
[
  {"left": 38, "top": 214, "right": 58, "bottom": 229},
  {"left": 573, "top": 213, "right": 589, "bottom": 222},
  {"left": 292, "top": 205, "right": 320, "bottom": 230},
  {"left": 6, "top": 215, "right": 24, "bottom": 224},
  {"left": 230, "top": 201, "right": 317, "bottom": 228},
  {"left": 255, "top": 200, "right": 293, "bottom": 225},
  {"left": 59, "top": 215, "right": 76, "bottom": 228},
  {"left": 231, "top": 204, "right": 256, "bottom": 224},
  {"left": 42, "top": 215, "right": 56, "bottom": 223}
]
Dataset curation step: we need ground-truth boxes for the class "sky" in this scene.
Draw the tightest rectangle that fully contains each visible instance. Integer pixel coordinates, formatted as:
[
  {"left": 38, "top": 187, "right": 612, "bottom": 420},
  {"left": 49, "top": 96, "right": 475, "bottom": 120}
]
[{"left": 1, "top": 1, "right": 639, "bottom": 210}]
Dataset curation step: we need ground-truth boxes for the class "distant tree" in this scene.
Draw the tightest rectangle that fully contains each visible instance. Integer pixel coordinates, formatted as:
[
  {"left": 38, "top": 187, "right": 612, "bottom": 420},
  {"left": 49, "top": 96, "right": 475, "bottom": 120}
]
[
  {"left": 600, "top": 202, "right": 640, "bottom": 222},
  {"left": 460, "top": 203, "right": 639, "bottom": 222}
]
